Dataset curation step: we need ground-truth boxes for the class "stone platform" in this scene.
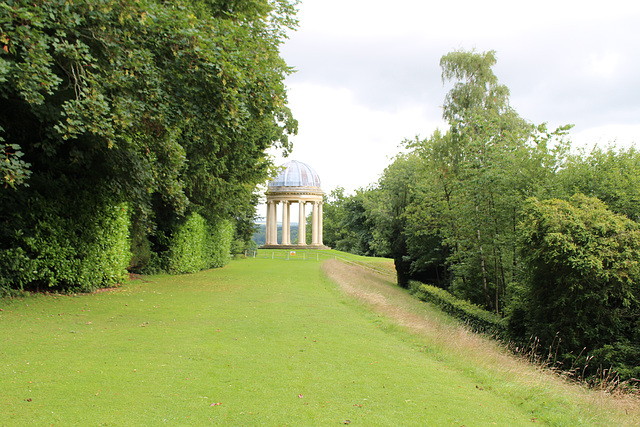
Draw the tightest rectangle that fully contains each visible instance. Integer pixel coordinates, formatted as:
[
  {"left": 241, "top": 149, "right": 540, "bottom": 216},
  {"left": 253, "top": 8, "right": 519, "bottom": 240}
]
[{"left": 260, "top": 244, "right": 331, "bottom": 250}]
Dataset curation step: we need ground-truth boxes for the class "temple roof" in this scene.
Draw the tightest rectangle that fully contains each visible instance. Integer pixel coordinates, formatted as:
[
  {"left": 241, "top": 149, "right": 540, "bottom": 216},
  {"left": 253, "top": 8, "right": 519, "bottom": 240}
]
[{"left": 268, "top": 160, "right": 321, "bottom": 189}]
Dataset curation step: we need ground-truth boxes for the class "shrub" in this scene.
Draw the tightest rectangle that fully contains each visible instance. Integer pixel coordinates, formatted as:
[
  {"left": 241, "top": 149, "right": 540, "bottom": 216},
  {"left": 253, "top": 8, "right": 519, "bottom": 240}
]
[
  {"left": 81, "top": 203, "right": 131, "bottom": 289},
  {"left": 209, "top": 219, "right": 233, "bottom": 268},
  {"left": 167, "top": 213, "right": 210, "bottom": 274},
  {"left": 519, "top": 194, "right": 640, "bottom": 380},
  {"left": 165, "top": 213, "right": 232, "bottom": 274},
  {"left": 0, "top": 198, "right": 131, "bottom": 293},
  {"left": 410, "top": 281, "right": 506, "bottom": 336}
]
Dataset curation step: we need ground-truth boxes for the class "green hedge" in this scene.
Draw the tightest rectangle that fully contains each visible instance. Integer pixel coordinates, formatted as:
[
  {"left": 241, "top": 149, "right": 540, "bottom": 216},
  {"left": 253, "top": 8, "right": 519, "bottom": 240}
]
[
  {"left": 410, "top": 281, "right": 506, "bottom": 336},
  {"left": 0, "top": 201, "right": 131, "bottom": 293},
  {"left": 166, "top": 213, "right": 233, "bottom": 274},
  {"left": 210, "top": 219, "right": 234, "bottom": 268}
]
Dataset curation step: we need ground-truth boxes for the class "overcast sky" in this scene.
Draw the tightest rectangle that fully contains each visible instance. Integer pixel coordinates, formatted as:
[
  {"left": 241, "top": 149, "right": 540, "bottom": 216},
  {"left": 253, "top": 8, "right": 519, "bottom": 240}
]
[{"left": 259, "top": 0, "right": 640, "bottom": 220}]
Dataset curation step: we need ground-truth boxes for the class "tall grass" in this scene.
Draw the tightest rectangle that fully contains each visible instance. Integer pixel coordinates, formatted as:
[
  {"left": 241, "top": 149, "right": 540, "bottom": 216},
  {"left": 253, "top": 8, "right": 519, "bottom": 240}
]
[{"left": 323, "top": 258, "right": 640, "bottom": 426}]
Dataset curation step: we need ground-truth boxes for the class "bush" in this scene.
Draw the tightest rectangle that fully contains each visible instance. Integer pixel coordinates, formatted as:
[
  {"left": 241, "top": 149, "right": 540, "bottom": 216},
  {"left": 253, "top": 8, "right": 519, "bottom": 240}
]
[
  {"left": 410, "top": 281, "right": 506, "bottom": 336},
  {"left": 165, "top": 213, "right": 232, "bottom": 274},
  {"left": 519, "top": 194, "right": 640, "bottom": 380},
  {"left": 0, "top": 197, "right": 131, "bottom": 293},
  {"left": 209, "top": 219, "right": 233, "bottom": 268},
  {"left": 167, "top": 213, "right": 210, "bottom": 274}
]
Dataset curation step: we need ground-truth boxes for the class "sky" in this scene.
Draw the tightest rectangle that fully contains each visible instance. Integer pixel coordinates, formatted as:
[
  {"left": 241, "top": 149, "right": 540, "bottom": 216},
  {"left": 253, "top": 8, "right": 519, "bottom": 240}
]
[{"left": 258, "top": 0, "right": 640, "bottom": 220}]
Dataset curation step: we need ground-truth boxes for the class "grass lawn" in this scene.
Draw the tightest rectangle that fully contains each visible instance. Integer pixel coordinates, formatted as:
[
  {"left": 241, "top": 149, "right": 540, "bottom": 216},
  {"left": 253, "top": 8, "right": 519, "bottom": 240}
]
[{"left": 1, "top": 256, "right": 637, "bottom": 425}]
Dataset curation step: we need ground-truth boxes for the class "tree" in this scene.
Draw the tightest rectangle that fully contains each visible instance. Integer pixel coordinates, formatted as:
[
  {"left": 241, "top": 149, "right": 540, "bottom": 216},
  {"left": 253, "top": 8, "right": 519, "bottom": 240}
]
[
  {"left": 519, "top": 194, "right": 640, "bottom": 379},
  {"left": 340, "top": 189, "right": 376, "bottom": 255},
  {"left": 322, "top": 187, "right": 350, "bottom": 249},
  {"left": 367, "top": 152, "right": 426, "bottom": 286},
  {"left": 409, "top": 50, "right": 571, "bottom": 312},
  {"left": 316, "top": 186, "right": 376, "bottom": 255},
  {"left": 0, "top": 0, "right": 298, "bottom": 290},
  {"left": 559, "top": 146, "right": 640, "bottom": 222}
]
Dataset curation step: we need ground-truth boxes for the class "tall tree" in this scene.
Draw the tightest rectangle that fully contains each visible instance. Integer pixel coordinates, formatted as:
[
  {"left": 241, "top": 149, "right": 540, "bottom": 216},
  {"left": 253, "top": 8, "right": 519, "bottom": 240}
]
[
  {"left": 320, "top": 187, "right": 375, "bottom": 255},
  {"left": 322, "top": 187, "right": 349, "bottom": 250},
  {"left": 402, "top": 50, "right": 570, "bottom": 312},
  {"left": 433, "top": 50, "right": 531, "bottom": 310},
  {"left": 367, "top": 152, "right": 425, "bottom": 286}
]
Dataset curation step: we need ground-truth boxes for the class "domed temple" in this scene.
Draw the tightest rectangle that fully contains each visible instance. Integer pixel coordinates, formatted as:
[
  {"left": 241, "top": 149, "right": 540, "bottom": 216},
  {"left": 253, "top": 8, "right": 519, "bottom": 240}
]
[{"left": 261, "top": 160, "right": 329, "bottom": 249}]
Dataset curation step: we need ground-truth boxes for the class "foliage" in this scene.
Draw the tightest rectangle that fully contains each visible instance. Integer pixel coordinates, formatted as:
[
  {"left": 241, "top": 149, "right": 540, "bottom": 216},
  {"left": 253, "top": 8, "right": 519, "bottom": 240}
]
[
  {"left": 0, "top": 0, "right": 298, "bottom": 290},
  {"left": 365, "top": 153, "right": 427, "bottom": 287},
  {"left": 231, "top": 192, "right": 264, "bottom": 252},
  {"left": 518, "top": 194, "right": 640, "bottom": 379},
  {"left": 209, "top": 218, "right": 234, "bottom": 268},
  {"left": 0, "top": 188, "right": 130, "bottom": 293},
  {"left": 410, "top": 281, "right": 506, "bottom": 336},
  {"left": 1, "top": 138, "right": 31, "bottom": 188},
  {"left": 322, "top": 187, "right": 348, "bottom": 249},
  {"left": 326, "top": 50, "right": 572, "bottom": 298},
  {"left": 392, "top": 50, "right": 571, "bottom": 313},
  {"left": 423, "top": 50, "right": 571, "bottom": 312},
  {"left": 322, "top": 187, "right": 375, "bottom": 255},
  {"left": 165, "top": 213, "right": 233, "bottom": 274},
  {"left": 559, "top": 146, "right": 640, "bottom": 222},
  {"left": 323, "top": 48, "right": 640, "bottom": 380},
  {"left": 166, "top": 213, "right": 210, "bottom": 274},
  {"left": 0, "top": 0, "right": 297, "bottom": 208}
]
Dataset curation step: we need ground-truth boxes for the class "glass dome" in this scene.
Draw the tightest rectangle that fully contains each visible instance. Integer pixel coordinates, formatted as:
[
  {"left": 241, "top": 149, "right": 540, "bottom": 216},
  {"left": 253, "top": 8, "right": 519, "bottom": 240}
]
[{"left": 268, "top": 160, "right": 321, "bottom": 188}]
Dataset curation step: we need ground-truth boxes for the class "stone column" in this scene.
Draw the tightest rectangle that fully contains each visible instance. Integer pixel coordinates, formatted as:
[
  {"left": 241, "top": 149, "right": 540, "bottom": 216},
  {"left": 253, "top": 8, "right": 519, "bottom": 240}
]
[
  {"left": 298, "top": 201, "right": 306, "bottom": 245},
  {"left": 318, "top": 201, "right": 324, "bottom": 246},
  {"left": 311, "top": 201, "right": 319, "bottom": 245},
  {"left": 282, "top": 201, "right": 291, "bottom": 245},
  {"left": 269, "top": 201, "right": 278, "bottom": 245},
  {"left": 265, "top": 201, "right": 271, "bottom": 245}
]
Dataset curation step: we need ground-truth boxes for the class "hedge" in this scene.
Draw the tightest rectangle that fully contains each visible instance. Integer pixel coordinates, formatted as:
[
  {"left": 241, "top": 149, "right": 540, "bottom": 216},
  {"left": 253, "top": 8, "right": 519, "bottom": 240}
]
[
  {"left": 166, "top": 213, "right": 233, "bottom": 274},
  {"left": 0, "top": 201, "right": 131, "bottom": 293},
  {"left": 409, "top": 281, "right": 506, "bottom": 336}
]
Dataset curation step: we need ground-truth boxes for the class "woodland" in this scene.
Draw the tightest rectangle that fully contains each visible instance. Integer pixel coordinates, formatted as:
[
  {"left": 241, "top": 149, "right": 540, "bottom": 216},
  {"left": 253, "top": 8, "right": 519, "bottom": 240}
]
[
  {"left": 1, "top": 0, "right": 638, "bottom": 384},
  {"left": 322, "top": 51, "right": 640, "bottom": 382}
]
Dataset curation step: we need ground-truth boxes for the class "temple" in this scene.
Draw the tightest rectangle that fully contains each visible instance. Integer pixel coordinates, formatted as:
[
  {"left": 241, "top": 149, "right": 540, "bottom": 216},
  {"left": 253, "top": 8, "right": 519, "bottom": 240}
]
[{"left": 261, "top": 160, "right": 329, "bottom": 249}]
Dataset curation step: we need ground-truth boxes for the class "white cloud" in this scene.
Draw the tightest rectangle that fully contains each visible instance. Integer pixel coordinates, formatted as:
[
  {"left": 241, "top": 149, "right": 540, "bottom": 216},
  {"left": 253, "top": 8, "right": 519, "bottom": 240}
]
[
  {"left": 279, "top": 82, "right": 442, "bottom": 194},
  {"left": 267, "top": 0, "right": 640, "bottom": 204},
  {"left": 585, "top": 52, "right": 622, "bottom": 80}
]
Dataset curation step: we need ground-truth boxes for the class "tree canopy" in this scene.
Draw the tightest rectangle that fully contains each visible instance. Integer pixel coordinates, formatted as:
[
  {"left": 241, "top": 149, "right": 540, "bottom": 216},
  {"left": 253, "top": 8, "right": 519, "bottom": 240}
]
[
  {"left": 325, "top": 49, "right": 640, "bottom": 381},
  {"left": 1, "top": 0, "right": 298, "bottom": 290},
  {"left": 1, "top": 0, "right": 297, "bottom": 213}
]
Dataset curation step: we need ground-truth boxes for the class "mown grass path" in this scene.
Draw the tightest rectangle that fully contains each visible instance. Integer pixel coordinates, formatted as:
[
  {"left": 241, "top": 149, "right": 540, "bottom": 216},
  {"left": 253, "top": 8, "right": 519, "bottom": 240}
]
[{"left": 1, "top": 258, "right": 637, "bottom": 425}]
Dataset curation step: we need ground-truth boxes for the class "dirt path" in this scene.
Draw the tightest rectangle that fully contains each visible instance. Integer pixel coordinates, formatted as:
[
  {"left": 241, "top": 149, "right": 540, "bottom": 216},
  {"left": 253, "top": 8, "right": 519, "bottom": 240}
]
[{"left": 321, "top": 259, "right": 445, "bottom": 338}]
